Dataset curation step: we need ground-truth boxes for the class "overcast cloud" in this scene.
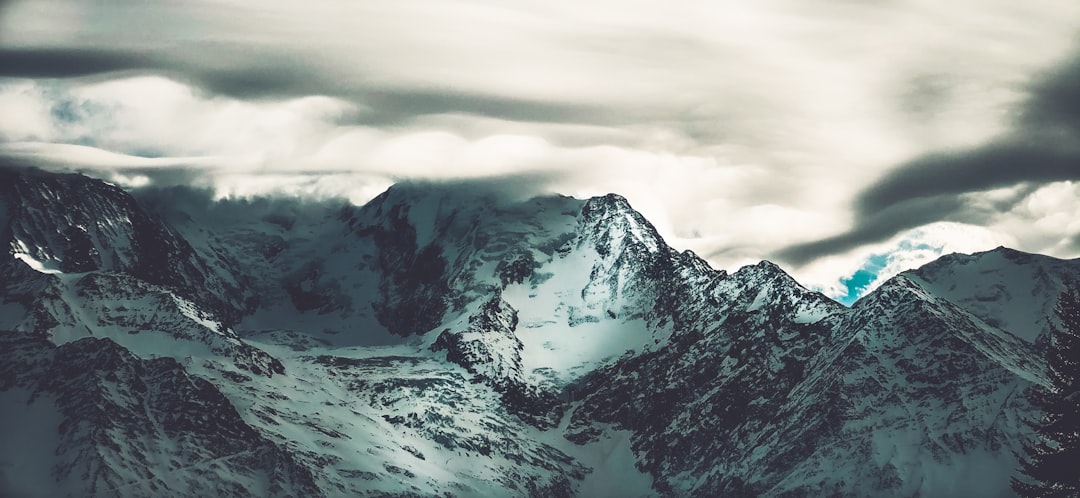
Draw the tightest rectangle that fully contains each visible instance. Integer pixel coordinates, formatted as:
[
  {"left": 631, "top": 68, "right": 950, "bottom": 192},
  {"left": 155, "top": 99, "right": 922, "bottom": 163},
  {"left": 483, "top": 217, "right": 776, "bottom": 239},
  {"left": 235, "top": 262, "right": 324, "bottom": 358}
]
[{"left": 1, "top": 0, "right": 1079, "bottom": 301}]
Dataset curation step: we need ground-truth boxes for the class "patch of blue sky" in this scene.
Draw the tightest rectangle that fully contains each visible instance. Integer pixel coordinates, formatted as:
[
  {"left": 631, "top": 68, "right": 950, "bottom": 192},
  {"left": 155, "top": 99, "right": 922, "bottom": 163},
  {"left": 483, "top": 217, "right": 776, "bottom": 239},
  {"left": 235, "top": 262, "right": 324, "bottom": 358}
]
[
  {"left": 838, "top": 253, "right": 887, "bottom": 305},
  {"left": 836, "top": 241, "right": 942, "bottom": 305}
]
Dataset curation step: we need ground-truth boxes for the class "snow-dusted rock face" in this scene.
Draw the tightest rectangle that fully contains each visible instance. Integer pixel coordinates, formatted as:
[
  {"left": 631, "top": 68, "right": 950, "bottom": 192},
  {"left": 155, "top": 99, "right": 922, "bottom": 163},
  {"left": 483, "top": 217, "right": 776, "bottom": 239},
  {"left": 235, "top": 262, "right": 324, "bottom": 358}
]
[
  {"left": 744, "top": 274, "right": 1041, "bottom": 497},
  {"left": 0, "top": 167, "right": 250, "bottom": 325},
  {"left": 562, "top": 259, "right": 845, "bottom": 496},
  {"left": 0, "top": 167, "right": 279, "bottom": 379},
  {"left": 1, "top": 166, "right": 1075, "bottom": 497},
  {"left": 0, "top": 334, "right": 316, "bottom": 498},
  {"left": 906, "top": 247, "right": 1080, "bottom": 343}
]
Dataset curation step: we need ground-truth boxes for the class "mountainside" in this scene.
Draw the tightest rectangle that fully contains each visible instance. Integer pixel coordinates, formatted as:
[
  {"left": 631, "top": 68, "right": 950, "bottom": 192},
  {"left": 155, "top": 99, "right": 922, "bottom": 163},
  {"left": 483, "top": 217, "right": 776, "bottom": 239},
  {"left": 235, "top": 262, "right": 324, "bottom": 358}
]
[
  {"left": 906, "top": 247, "right": 1078, "bottom": 343},
  {"left": 2, "top": 166, "right": 1079, "bottom": 497}
]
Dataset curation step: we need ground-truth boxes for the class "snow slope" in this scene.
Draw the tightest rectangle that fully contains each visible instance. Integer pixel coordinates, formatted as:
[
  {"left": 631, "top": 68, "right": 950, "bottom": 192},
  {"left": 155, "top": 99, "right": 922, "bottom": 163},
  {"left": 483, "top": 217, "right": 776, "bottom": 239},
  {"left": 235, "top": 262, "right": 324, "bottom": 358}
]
[
  {"left": 0, "top": 166, "right": 1068, "bottom": 497},
  {"left": 906, "top": 247, "right": 1080, "bottom": 343}
]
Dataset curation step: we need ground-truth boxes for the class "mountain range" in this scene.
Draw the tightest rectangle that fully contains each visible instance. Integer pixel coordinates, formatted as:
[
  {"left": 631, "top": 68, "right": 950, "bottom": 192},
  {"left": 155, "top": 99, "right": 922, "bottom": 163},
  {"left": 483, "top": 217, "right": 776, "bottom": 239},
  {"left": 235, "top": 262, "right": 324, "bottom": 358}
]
[{"left": 1, "top": 165, "right": 1077, "bottom": 497}]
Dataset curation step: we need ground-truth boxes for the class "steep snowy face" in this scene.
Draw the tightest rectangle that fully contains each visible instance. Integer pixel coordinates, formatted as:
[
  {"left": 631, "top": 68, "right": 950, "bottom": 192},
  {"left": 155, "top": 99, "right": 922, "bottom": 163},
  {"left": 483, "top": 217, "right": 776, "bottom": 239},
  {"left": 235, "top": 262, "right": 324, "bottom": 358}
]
[
  {"left": 0, "top": 167, "right": 249, "bottom": 325},
  {"left": 430, "top": 295, "right": 527, "bottom": 393},
  {"left": 1, "top": 166, "right": 144, "bottom": 274},
  {"left": 569, "top": 194, "right": 679, "bottom": 323},
  {"left": 0, "top": 169, "right": 279, "bottom": 377},
  {"left": 347, "top": 185, "right": 587, "bottom": 333},
  {"left": 561, "top": 259, "right": 845, "bottom": 496},
  {"left": 905, "top": 247, "right": 1080, "bottom": 342},
  {"left": 577, "top": 194, "right": 663, "bottom": 256}
]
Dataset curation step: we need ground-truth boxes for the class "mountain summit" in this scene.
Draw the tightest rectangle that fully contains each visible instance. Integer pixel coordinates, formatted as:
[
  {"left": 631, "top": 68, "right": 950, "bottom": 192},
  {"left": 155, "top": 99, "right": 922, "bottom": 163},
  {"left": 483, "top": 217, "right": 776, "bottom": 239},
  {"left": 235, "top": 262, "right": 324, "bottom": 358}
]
[{"left": 1, "top": 167, "right": 1077, "bottom": 497}]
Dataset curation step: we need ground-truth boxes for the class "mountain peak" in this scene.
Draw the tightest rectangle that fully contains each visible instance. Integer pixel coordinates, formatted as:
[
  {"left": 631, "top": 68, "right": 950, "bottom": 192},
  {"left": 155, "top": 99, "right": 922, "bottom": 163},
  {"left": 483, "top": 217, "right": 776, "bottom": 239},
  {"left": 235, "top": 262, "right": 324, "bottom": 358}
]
[
  {"left": 986, "top": 245, "right": 1034, "bottom": 260},
  {"left": 904, "top": 245, "right": 1080, "bottom": 342},
  {"left": 749, "top": 259, "right": 785, "bottom": 274},
  {"left": 581, "top": 192, "right": 631, "bottom": 212},
  {"left": 578, "top": 193, "right": 665, "bottom": 256},
  {"left": 728, "top": 259, "right": 810, "bottom": 293},
  {"left": 851, "top": 273, "right": 931, "bottom": 308}
]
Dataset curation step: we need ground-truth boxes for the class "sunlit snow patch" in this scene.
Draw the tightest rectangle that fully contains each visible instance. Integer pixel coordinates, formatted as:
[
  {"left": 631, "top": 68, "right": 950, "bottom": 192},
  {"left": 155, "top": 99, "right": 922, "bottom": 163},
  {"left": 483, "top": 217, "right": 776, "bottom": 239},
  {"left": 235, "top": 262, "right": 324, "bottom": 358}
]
[{"left": 12, "top": 247, "right": 63, "bottom": 275}]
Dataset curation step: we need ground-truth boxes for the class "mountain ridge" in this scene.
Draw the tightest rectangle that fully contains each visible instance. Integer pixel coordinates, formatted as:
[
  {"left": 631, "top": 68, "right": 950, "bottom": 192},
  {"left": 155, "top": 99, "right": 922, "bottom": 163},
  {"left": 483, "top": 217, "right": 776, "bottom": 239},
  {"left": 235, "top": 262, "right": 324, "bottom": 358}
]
[{"left": 1, "top": 165, "right": 1077, "bottom": 497}]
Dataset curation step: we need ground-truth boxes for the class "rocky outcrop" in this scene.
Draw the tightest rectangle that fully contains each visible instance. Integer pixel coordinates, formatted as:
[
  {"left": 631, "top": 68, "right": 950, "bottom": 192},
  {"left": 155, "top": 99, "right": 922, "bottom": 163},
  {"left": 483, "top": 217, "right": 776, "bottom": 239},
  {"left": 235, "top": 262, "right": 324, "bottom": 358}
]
[
  {"left": 0, "top": 166, "right": 251, "bottom": 325},
  {"left": 0, "top": 333, "right": 317, "bottom": 497}
]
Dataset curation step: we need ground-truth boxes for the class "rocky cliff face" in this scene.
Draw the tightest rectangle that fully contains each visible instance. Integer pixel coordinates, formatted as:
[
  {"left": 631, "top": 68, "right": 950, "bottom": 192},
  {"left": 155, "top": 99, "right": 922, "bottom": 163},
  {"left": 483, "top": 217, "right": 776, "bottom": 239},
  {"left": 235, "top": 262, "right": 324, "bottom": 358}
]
[
  {"left": 1, "top": 166, "right": 1077, "bottom": 497},
  {"left": 0, "top": 167, "right": 251, "bottom": 325},
  {"left": 0, "top": 334, "right": 316, "bottom": 498}
]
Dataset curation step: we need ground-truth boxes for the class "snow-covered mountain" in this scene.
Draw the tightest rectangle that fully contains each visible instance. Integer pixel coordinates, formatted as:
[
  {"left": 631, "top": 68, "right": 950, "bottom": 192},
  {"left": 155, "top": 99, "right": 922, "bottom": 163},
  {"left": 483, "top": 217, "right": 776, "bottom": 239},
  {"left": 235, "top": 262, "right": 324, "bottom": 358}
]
[
  {"left": 1, "top": 166, "right": 1078, "bottom": 497},
  {"left": 906, "top": 247, "right": 1078, "bottom": 343}
]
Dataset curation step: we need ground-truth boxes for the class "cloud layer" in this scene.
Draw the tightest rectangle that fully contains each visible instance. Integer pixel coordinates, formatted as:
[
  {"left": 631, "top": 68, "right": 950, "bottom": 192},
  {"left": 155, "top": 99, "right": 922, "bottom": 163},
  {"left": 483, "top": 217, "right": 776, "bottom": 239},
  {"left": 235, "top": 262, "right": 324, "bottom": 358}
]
[
  {"left": 2, "top": 0, "right": 1079, "bottom": 301},
  {"left": 776, "top": 51, "right": 1080, "bottom": 270}
]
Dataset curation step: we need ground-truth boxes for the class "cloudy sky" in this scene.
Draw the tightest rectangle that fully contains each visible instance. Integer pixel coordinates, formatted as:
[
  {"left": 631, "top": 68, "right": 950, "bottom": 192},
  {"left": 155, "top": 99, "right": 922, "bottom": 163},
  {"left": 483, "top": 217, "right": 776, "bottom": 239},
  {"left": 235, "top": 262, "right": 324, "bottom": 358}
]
[{"left": 1, "top": 0, "right": 1079, "bottom": 303}]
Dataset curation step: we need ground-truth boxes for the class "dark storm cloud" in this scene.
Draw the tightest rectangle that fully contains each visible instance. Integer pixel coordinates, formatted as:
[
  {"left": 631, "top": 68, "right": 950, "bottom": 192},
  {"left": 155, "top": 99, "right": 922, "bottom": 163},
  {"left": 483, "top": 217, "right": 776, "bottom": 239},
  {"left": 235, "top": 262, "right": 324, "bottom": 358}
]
[
  {"left": 776, "top": 142, "right": 1080, "bottom": 265},
  {"left": 858, "top": 142, "right": 1080, "bottom": 213},
  {"left": 0, "top": 43, "right": 615, "bottom": 128},
  {"left": 774, "top": 50, "right": 1080, "bottom": 265},
  {"left": 774, "top": 196, "right": 969, "bottom": 265},
  {"left": 182, "top": 61, "right": 332, "bottom": 102},
  {"left": 859, "top": 51, "right": 1080, "bottom": 213},
  {"left": 1022, "top": 57, "right": 1080, "bottom": 132},
  {"left": 0, "top": 48, "right": 151, "bottom": 78},
  {"left": 0, "top": 46, "right": 311, "bottom": 99}
]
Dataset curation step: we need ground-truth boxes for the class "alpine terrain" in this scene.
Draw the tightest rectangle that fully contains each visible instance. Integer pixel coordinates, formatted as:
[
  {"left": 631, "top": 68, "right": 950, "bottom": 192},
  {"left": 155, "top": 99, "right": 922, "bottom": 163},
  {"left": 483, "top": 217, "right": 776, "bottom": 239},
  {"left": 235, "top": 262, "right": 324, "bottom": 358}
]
[{"left": 1, "top": 165, "right": 1077, "bottom": 497}]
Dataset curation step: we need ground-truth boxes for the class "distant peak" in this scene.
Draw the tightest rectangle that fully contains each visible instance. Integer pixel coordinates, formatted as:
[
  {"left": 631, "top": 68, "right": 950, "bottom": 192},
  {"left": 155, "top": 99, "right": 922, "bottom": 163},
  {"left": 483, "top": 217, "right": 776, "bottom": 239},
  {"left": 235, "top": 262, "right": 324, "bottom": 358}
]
[
  {"left": 912, "top": 246, "right": 1061, "bottom": 279},
  {"left": 578, "top": 193, "right": 666, "bottom": 254},
  {"left": 732, "top": 260, "right": 788, "bottom": 280},
  {"left": 581, "top": 193, "right": 632, "bottom": 216},
  {"left": 753, "top": 260, "right": 785, "bottom": 273},
  {"left": 966, "top": 246, "right": 1040, "bottom": 261},
  {"left": 852, "top": 273, "right": 930, "bottom": 308},
  {"left": 985, "top": 246, "right": 1035, "bottom": 263}
]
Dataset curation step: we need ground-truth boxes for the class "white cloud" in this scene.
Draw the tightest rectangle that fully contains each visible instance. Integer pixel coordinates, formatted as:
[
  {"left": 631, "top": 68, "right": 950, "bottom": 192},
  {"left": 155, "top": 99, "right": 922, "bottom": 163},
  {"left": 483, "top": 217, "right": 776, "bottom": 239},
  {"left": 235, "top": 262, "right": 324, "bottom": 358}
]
[
  {"left": 791, "top": 180, "right": 1080, "bottom": 303},
  {"left": 991, "top": 181, "right": 1080, "bottom": 255},
  {"left": 0, "top": 80, "right": 56, "bottom": 141},
  {"left": 209, "top": 172, "right": 394, "bottom": 205},
  {"left": 1, "top": 0, "right": 1079, "bottom": 295},
  {"left": 794, "top": 222, "right": 1016, "bottom": 302},
  {"left": 0, "top": 141, "right": 238, "bottom": 169}
]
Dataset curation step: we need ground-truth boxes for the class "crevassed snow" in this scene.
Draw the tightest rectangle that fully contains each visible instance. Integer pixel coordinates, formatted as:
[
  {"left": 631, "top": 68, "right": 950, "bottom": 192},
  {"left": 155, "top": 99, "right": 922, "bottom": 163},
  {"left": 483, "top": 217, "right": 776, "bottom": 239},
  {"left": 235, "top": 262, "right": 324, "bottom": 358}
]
[{"left": 189, "top": 340, "right": 578, "bottom": 497}]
